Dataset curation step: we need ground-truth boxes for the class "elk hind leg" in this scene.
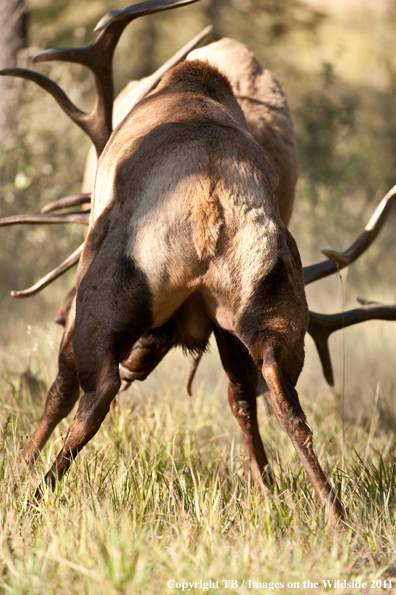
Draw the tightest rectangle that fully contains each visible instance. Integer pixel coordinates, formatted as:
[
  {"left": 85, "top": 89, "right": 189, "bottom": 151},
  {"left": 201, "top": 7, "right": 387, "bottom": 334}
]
[
  {"left": 214, "top": 326, "right": 273, "bottom": 490},
  {"left": 37, "top": 323, "right": 148, "bottom": 494},
  {"left": 261, "top": 346, "right": 344, "bottom": 523}
]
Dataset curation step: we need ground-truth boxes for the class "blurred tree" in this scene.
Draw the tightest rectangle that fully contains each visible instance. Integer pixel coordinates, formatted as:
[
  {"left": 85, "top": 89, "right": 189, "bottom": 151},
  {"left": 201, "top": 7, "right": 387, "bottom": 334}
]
[
  {"left": 205, "top": 0, "right": 228, "bottom": 40},
  {"left": 0, "top": 0, "right": 28, "bottom": 142},
  {"left": 132, "top": 16, "right": 159, "bottom": 79},
  {"left": 297, "top": 62, "right": 359, "bottom": 205}
]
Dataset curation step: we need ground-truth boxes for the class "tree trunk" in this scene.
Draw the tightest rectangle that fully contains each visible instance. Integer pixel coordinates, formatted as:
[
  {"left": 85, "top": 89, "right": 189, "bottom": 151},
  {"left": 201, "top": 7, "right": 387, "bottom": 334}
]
[
  {"left": 205, "top": 0, "right": 228, "bottom": 41},
  {"left": 0, "top": 0, "right": 27, "bottom": 141}
]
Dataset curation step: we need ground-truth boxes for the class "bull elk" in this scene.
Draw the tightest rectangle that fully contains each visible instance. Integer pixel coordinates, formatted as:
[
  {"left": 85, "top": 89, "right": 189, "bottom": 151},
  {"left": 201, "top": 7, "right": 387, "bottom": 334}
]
[
  {"left": 1, "top": 6, "right": 301, "bottom": 396},
  {"left": 83, "top": 34, "right": 300, "bottom": 393},
  {"left": 1, "top": 0, "right": 396, "bottom": 524},
  {"left": 2, "top": 3, "right": 395, "bottom": 392}
]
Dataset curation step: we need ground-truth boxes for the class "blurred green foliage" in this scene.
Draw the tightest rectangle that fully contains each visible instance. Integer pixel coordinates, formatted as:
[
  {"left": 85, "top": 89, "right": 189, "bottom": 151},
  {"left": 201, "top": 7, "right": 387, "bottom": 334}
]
[{"left": 298, "top": 61, "right": 359, "bottom": 201}]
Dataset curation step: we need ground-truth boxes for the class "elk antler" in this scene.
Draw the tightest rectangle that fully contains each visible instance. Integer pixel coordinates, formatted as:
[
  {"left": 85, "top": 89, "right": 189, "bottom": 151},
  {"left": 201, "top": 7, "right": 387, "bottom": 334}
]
[
  {"left": 308, "top": 300, "right": 396, "bottom": 386},
  {"left": 303, "top": 184, "right": 396, "bottom": 385},
  {"left": 0, "top": 0, "right": 202, "bottom": 156},
  {"left": 0, "top": 212, "right": 90, "bottom": 226},
  {"left": 11, "top": 244, "right": 84, "bottom": 298},
  {"left": 41, "top": 193, "right": 91, "bottom": 214},
  {"left": 303, "top": 184, "right": 396, "bottom": 285}
]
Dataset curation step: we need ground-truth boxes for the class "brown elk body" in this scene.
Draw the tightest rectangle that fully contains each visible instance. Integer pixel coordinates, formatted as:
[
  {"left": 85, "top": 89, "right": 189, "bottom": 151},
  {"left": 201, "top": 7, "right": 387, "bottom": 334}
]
[
  {"left": 20, "top": 30, "right": 303, "bottom": 461},
  {"left": 76, "top": 37, "right": 300, "bottom": 390},
  {"left": 188, "top": 38, "right": 298, "bottom": 226},
  {"left": 81, "top": 37, "right": 298, "bottom": 223},
  {"left": 29, "top": 58, "right": 343, "bottom": 522}
]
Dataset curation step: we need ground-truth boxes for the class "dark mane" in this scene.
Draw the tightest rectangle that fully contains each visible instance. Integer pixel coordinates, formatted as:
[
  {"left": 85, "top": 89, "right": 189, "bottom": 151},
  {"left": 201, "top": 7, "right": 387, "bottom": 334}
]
[{"left": 159, "top": 58, "right": 234, "bottom": 102}]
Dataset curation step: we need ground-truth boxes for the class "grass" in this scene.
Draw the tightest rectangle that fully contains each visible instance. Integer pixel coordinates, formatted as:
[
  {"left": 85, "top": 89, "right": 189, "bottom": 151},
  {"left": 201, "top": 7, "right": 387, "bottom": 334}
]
[{"left": 1, "top": 308, "right": 396, "bottom": 594}]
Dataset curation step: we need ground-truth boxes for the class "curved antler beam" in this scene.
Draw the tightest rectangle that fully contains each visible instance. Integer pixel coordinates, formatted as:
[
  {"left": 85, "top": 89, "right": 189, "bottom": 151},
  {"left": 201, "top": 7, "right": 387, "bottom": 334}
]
[
  {"left": 303, "top": 184, "right": 396, "bottom": 285},
  {"left": 11, "top": 243, "right": 84, "bottom": 298},
  {"left": 95, "top": 0, "right": 200, "bottom": 31},
  {"left": 308, "top": 300, "right": 396, "bottom": 386},
  {"left": 0, "top": 67, "right": 93, "bottom": 140},
  {"left": 0, "top": 212, "right": 89, "bottom": 226},
  {"left": 41, "top": 193, "right": 91, "bottom": 214}
]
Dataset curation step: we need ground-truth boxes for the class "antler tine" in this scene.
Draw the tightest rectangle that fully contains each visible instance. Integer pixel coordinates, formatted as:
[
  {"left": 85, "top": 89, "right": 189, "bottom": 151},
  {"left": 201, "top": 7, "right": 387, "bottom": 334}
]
[
  {"left": 308, "top": 300, "right": 396, "bottom": 386},
  {"left": 11, "top": 244, "right": 84, "bottom": 298},
  {"left": 303, "top": 184, "right": 396, "bottom": 285},
  {"left": 357, "top": 297, "right": 381, "bottom": 306},
  {"left": 41, "top": 193, "right": 91, "bottom": 214},
  {"left": 31, "top": 42, "right": 113, "bottom": 157},
  {"left": 0, "top": 58, "right": 109, "bottom": 157},
  {"left": 0, "top": 212, "right": 90, "bottom": 226},
  {"left": 1, "top": 0, "right": 202, "bottom": 157},
  {"left": 95, "top": 0, "right": 201, "bottom": 32},
  {"left": 308, "top": 311, "right": 338, "bottom": 386}
]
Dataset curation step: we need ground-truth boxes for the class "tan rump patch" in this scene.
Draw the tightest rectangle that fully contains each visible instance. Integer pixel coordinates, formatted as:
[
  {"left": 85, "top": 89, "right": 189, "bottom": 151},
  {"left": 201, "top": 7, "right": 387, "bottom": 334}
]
[{"left": 191, "top": 175, "right": 222, "bottom": 260}]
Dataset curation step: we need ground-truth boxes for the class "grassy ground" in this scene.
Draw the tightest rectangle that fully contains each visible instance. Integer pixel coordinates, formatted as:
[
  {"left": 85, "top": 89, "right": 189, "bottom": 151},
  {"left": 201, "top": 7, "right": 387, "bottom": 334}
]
[{"left": 1, "top": 289, "right": 396, "bottom": 594}]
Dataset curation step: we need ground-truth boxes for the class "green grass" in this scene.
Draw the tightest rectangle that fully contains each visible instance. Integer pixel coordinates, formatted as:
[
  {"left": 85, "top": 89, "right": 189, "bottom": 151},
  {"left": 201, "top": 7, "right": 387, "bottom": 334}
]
[{"left": 1, "top": 316, "right": 396, "bottom": 595}]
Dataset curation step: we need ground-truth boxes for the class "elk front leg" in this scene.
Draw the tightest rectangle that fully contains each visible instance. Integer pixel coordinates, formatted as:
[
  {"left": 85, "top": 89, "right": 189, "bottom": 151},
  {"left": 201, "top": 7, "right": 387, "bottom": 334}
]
[
  {"left": 261, "top": 346, "right": 344, "bottom": 524},
  {"left": 36, "top": 325, "right": 147, "bottom": 495},
  {"left": 214, "top": 326, "right": 273, "bottom": 490},
  {"left": 38, "top": 357, "right": 121, "bottom": 494},
  {"left": 35, "top": 252, "right": 152, "bottom": 495},
  {"left": 22, "top": 299, "right": 80, "bottom": 465}
]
